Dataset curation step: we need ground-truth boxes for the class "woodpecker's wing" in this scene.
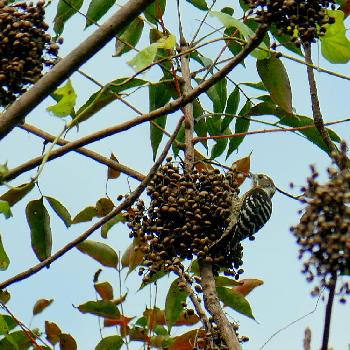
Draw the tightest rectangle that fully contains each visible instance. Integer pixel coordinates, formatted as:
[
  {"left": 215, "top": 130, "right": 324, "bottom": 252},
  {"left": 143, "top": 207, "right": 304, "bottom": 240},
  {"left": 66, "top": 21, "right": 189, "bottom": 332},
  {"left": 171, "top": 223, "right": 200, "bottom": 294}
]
[{"left": 233, "top": 187, "right": 272, "bottom": 243}]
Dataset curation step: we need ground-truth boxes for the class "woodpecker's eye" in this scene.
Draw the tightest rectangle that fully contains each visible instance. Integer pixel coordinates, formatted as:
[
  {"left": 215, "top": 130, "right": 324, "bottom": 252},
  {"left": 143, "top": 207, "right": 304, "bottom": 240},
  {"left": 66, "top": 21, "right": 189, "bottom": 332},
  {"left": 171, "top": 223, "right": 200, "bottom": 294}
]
[{"left": 258, "top": 174, "right": 263, "bottom": 179}]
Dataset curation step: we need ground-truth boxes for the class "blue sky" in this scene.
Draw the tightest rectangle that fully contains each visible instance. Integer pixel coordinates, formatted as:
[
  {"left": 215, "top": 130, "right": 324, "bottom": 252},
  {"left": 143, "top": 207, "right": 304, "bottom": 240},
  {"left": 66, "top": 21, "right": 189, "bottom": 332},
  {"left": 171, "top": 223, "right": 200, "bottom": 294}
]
[{"left": 1, "top": 1, "right": 350, "bottom": 349}]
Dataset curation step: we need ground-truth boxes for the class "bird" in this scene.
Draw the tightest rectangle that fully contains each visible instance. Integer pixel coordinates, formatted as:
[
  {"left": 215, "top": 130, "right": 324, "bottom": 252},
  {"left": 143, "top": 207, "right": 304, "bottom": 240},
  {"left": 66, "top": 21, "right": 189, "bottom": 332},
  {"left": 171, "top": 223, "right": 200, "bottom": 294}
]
[{"left": 209, "top": 173, "right": 276, "bottom": 252}]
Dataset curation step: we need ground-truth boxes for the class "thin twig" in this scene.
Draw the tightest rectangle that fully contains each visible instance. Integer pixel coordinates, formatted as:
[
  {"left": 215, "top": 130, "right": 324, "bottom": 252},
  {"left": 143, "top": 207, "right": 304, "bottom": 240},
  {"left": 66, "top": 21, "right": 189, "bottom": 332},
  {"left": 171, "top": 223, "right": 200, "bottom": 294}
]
[
  {"left": 321, "top": 277, "right": 337, "bottom": 350},
  {"left": 193, "top": 118, "right": 350, "bottom": 143},
  {"left": 0, "top": 117, "right": 184, "bottom": 290},
  {"left": 8, "top": 123, "right": 145, "bottom": 182},
  {"left": 0, "top": 302, "right": 48, "bottom": 349},
  {"left": 259, "top": 291, "right": 323, "bottom": 350}
]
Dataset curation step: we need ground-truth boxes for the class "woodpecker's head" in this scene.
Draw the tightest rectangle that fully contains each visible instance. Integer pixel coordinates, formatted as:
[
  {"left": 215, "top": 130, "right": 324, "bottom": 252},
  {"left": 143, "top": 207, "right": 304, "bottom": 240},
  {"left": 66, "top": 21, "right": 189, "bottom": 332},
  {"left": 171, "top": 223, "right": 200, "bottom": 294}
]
[{"left": 251, "top": 173, "right": 276, "bottom": 198}]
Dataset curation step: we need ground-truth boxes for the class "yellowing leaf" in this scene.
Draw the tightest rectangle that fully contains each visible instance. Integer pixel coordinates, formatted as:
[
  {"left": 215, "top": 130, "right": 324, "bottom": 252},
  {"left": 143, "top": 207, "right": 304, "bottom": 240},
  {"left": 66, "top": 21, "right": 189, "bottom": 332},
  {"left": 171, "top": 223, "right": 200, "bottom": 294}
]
[
  {"left": 128, "top": 44, "right": 158, "bottom": 71},
  {"left": 0, "top": 182, "right": 34, "bottom": 207},
  {"left": 156, "top": 34, "right": 176, "bottom": 49},
  {"left": 59, "top": 333, "right": 77, "bottom": 350},
  {"left": 47, "top": 80, "right": 77, "bottom": 117},
  {"left": 33, "top": 298, "right": 53, "bottom": 315}
]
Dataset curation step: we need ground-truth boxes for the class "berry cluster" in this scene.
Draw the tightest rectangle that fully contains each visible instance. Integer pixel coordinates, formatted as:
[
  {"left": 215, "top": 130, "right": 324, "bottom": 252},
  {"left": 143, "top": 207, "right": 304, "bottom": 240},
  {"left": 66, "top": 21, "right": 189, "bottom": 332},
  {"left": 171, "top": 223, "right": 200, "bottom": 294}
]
[
  {"left": 127, "top": 158, "right": 244, "bottom": 281},
  {"left": 291, "top": 145, "right": 350, "bottom": 299},
  {"left": 245, "top": 0, "right": 336, "bottom": 44},
  {"left": 0, "top": 0, "right": 59, "bottom": 107}
]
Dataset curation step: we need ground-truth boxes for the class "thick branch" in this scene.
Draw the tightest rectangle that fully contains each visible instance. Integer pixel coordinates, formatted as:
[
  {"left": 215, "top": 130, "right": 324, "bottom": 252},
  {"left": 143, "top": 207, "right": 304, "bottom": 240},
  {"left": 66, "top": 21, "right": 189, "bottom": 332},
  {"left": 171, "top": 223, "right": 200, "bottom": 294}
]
[
  {"left": 0, "top": 0, "right": 156, "bottom": 140},
  {"left": 200, "top": 263, "right": 242, "bottom": 350},
  {"left": 0, "top": 117, "right": 183, "bottom": 290},
  {"left": 304, "top": 45, "right": 339, "bottom": 157},
  {"left": 321, "top": 277, "right": 336, "bottom": 350},
  {"left": 13, "top": 123, "right": 145, "bottom": 182}
]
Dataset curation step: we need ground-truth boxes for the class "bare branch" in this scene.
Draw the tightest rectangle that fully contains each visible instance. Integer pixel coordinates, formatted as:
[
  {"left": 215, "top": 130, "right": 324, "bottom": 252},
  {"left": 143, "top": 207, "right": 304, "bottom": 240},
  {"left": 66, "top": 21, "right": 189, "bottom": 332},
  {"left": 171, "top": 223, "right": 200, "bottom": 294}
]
[
  {"left": 0, "top": 0, "right": 156, "bottom": 140},
  {"left": 304, "top": 45, "right": 339, "bottom": 157},
  {"left": 304, "top": 327, "right": 311, "bottom": 350},
  {"left": 321, "top": 276, "right": 336, "bottom": 350},
  {"left": 0, "top": 117, "right": 184, "bottom": 290}
]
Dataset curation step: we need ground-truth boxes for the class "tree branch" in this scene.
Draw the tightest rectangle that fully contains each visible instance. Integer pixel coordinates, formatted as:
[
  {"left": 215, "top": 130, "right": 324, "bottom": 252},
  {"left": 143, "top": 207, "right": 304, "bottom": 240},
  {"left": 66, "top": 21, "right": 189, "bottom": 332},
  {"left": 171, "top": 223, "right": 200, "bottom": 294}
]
[
  {"left": 12, "top": 123, "right": 145, "bottom": 182},
  {"left": 304, "top": 45, "right": 339, "bottom": 157},
  {"left": 321, "top": 277, "right": 336, "bottom": 350},
  {"left": 0, "top": 0, "right": 156, "bottom": 140},
  {"left": 200, "top": 263, "right": 242, "bottom": 350},
  {"left": 0, "top": 117, "right": 183, "bottom": 290}
]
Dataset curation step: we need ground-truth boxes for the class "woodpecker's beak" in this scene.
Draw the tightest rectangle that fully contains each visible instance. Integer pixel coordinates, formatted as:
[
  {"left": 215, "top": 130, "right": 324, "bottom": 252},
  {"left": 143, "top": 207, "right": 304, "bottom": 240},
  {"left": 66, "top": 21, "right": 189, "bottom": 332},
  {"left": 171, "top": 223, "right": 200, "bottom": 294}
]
[{"left": 247, "top": 172, "right": 253, "bottom": 178}]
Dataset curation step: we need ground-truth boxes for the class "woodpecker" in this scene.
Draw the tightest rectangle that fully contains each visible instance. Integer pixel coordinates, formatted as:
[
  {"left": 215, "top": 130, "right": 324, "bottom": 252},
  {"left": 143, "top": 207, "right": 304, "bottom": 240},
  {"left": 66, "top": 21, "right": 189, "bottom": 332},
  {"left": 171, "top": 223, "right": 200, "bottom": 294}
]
[
  {"left": 209, "top": 173, "right": 276, "bottom": 252},
  {"left": 232, "top": 173, "right": 276, "bottom": 243}
]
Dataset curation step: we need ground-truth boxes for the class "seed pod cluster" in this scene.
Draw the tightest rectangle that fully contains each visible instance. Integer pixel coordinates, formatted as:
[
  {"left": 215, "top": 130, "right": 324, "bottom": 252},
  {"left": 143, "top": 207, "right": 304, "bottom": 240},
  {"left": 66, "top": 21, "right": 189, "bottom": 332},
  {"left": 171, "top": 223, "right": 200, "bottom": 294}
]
[
  {"left": 291, "top": 145, "right": 350, "bottom": 298},
  {"left": 127, "top": 158, "right": 244, "bottom": 281},
  {"left": 0, "top": 0, "right": 59, "bottom": 107},
  {"left": 244, "top": 0, "right": 336, "bottom": 44}
]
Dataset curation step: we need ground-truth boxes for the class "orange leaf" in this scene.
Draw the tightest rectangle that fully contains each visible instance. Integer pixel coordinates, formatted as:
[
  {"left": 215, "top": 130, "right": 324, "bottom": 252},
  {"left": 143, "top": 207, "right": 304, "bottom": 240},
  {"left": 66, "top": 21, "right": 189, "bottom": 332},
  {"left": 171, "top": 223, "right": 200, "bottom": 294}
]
[
  {"left": 231, "top": 154, "right": 251, "bottom": 186},
  {"left": 107, "top": 153, "right": 121, "bottom": 180},
  {"left": 94, "top": 281, "right": 114, "bottom": 300},
  {"left": 33, "top": 299, "right": 53, "bottom": 316},
  {"left": 104, "top": 315, "right": 134, "bottom": 337},
  {"left": 193, "top": 150, "right": 213, "bottom": 172},
  {"left": 169, "top": 329, "right": 206, "bottom": 350},
  {"left": 232, "top": 278, "right": 264, "bottom": 296}
]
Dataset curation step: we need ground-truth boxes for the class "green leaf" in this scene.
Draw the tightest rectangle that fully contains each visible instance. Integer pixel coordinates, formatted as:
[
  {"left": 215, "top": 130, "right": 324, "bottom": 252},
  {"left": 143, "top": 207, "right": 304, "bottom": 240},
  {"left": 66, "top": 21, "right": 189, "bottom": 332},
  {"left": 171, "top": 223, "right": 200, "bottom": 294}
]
[
  {"left": 144, "top": 0, "right": 166, "bottom": 24},
  {"left": 115, "top": 17, "right": 144, "bottom": 56},
  {"left": 72, "top": 206, "right": 98, "bottom": 224},
  {"left": 77, "top": 240, "right": 118, "bottom": 267},
  {"left": 206, "top": 78, "right": 227, "bottom": 114},
  {"left": 0, "top": 315, "right": 17, "bottom": 335},
  {"left": 226, "top": 100, "right": 251, "bottom": 159},
  {"left": 222, "top": 86, "right": 240, "bottom": 131},
  {"left": 101, "top": 214, "right": 126, "bottom": 239},
  {"left": 47, "top": 80, "right": 77, "bottom": 117},
  {"left": 128, "top": 44, "right": 158, "bottom": 71},
  {"left": 54, "top": 0, "right": 84, "bottom": 35},
  {"left": 241, "top": 81, "right": 266, "bottom": 92},
  {"left": 0, "top": 182, "right": 34, "bottom": 207},
  {"left": 211, "top": 128, "right": 230, "bottom": 159},
  {"left": 256, "top": 56, "right": 292, "bottom": 114},
  {"left": 0, "top": 290, "right": 11, "bottom": 304},
  {"left": 45, "top": 196, "right": 71, "bottom": 228},
  {"left": 215, "top": 276, "right": 242, "bottom": 287},
  {"left": 139, "top": 270, "right": 168, "bottom": 290},
  {"left": 26, "top": 198, "right": 52, "bottom": 262},
  {"left": 185, "top": 0, "right": 208, "bottom": 10},
  {"left": 320, "top": 10, "right": 350, "bottom": 64},
  {"left": 74, "top": 78, "right": 147, "bottom": 127},
  {"left": 217, "top": 286, "right": 255, "bottom": 319},
  {"left": 78, "top": 300, "right": 121, "bottom": 319},
  {"left": 250, "top": 102, "right": 341, "bottom": 155},
  {"left": 149, "top": 81, "right": 173, "bottom": 159},
  {"left": 0, "top": 330, "right": 34, "bottom": 350},
  {"left": 0, "top": 200, "right": 12, "bottom": 219},
  {"left": 165, "top": 278, "right": 188, "bottom": 329},
  {"left": 0, "top": 235, "right": 10, "bottom": 271},
  {"left": 210, "top": 11, "right": 269, "bottom": 59},
  {"left": 86, "top": 0, "right": 116, "bottom": 27},
  {"left": 172, "top": 123, "right": 185, "bottom": 157},
  {"left": 95, "top": 335, "right": 123, "bottom": 350}
]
